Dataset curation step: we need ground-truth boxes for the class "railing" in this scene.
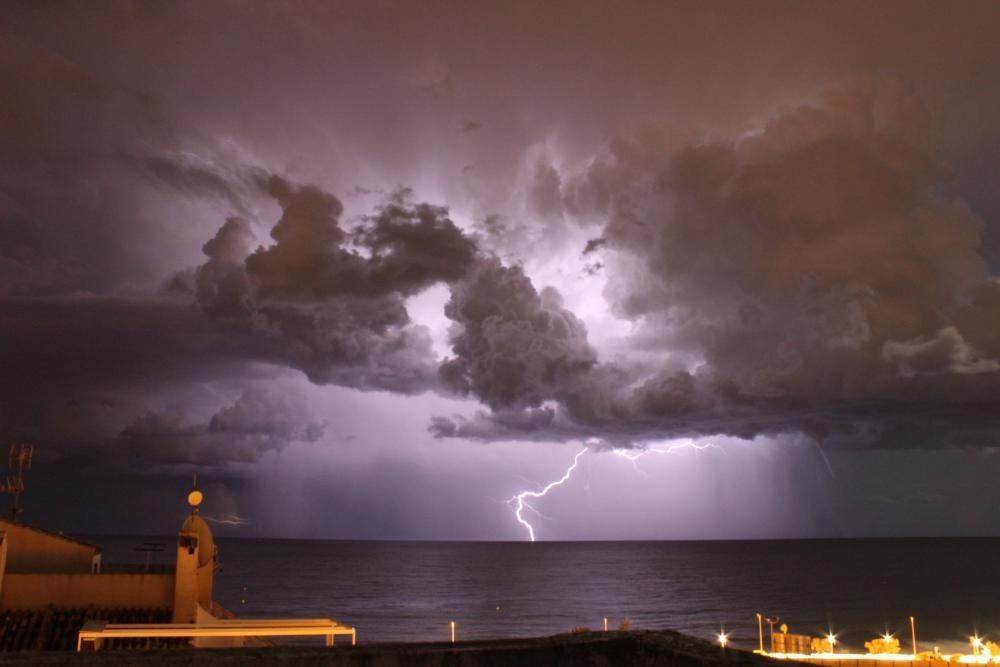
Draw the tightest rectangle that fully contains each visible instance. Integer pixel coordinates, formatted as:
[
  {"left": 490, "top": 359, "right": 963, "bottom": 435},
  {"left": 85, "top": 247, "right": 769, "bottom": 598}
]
[{"left": 77, "top": 618, "right": 357, "bottom": 651}]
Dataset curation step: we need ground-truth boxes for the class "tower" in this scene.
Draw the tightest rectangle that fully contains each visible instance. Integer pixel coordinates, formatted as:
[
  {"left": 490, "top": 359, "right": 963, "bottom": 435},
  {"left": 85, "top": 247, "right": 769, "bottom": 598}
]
[{"left": 172, "top": 486, "right": 216, "bottom": 623}]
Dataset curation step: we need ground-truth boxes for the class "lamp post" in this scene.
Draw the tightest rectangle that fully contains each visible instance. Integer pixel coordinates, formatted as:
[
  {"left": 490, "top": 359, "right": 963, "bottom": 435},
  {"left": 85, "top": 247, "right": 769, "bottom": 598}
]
[
  {"left": 910, "top": 616, "right": 917, "bottom": 655},
  {"left": 766, "top": 617, "right": 779, "bottom": 652},
  {"left": 826, "top": 633, "right": 837, "bottom": 654},
  {"left": 450, "top": 621, "right": 456, "bottom": 643},
  {"left": 756, "top": 613, "right": 764, "bottom": 653}
]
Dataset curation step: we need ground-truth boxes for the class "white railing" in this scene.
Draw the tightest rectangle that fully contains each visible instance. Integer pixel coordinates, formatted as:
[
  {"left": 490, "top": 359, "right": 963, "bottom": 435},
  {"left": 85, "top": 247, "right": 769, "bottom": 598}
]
[{"left": 76, "top": 618, "right": 356, "bottom": 651}]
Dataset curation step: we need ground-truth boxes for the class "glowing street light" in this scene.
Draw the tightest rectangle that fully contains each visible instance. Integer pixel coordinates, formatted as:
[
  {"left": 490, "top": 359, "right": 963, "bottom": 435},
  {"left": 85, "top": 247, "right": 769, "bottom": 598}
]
[
  {"left": 971, "top": 635, "right": 982, "bottom": 657},
  {"left": 910, "top": 616, "right": 917, "bottom": 655},
  {"left": 450, "top": 621, "right": 456, "bottom": 643},
  {"left": 826, "top": 633, "right": 837, "bottom": 652},
  {"left": 756, "top": 613, "right": 764, "bottom": 652},
  {"left": 718, "top": 631, "right": 729, "bottom": 649}
]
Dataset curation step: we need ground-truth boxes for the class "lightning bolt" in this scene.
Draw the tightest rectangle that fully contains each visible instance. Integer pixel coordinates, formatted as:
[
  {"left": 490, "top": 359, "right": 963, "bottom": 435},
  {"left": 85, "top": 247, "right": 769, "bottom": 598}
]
[
  {"left": 810, "top": 439, "right": 836, "bottom": 478},
  {"left": 202, "top": 513, "right": 250, "bottom": 526},
  {"left": 508, "top": 448, "right": 587, "bottom": 542},
  {"left": 613, "top": 439, "right": 722, "bottom": 471},
  {"left": 506, "top": 439, "right": 724, "bottom": 540}
]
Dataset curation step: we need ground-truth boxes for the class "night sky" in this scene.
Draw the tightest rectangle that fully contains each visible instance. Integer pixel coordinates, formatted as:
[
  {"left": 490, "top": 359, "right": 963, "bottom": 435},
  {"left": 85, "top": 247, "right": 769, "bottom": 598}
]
[{"left": 3, "top": 1, "right": 1000, "bottom": 540}]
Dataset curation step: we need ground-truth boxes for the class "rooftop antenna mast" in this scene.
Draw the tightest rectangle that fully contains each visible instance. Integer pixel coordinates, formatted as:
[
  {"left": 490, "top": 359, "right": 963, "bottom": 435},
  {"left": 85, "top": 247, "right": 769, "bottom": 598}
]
[{"left": 2, "top": 444, "right": 34, "bottom": 519}]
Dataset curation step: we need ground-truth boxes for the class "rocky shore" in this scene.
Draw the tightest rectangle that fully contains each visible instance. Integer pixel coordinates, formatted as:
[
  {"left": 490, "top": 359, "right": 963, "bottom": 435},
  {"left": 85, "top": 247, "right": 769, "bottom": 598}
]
[{"left": 0, "top": 629, "right": 799, "bottom": 666}]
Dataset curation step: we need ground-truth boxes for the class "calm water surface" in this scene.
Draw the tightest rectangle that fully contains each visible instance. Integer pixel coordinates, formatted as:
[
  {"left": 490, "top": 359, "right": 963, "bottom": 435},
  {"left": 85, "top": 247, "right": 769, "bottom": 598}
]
[{"left": 96, "top": 538, "right": 1000, "bottom": 652}]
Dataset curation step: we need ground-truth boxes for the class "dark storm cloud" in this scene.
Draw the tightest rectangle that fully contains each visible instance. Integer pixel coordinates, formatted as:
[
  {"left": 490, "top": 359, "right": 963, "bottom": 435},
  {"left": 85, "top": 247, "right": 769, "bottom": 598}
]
[
  {"left": 882, "top": 327, "right": 1000, "bottom": 378},
  {"left": 190, "top": 176, "right": 477, "bottom": 391},
  {"left": 244, "top": 178, "right": 477, "bottom": 300},
  {"left": 0, "top": 296, "right": 239, "bottom": 392},
  {"left": 0, "top": 294, "right": 269, "bottom": 474},
  {"left": 433, "top": 81, "right": 1000, "bottom": 449},
  {"left": 135, "top": 153, "right": 254, "bottom": 215},
  {"left": 350, "top": 188, "right": 480, "bottom": 293},
  {"left": 439, "top": 257, "right": 596, "bottom": 410},
  {"left": 582, "top": 238, "right": 606, "bottom": 255},
  {"left": 430, "top": 406, "right": 564, "bottom": 441},
  {"left": 114, "top": 388, "right": 325, "bottom": 470},
  {"left": 209, "top": 388, "right": 326, "bottom": 443},
  {"left": 4, "top": 0, "right": 1000, "bottom": 539},
  {"left": 0, "top": 173, "right": 485, "bottom": 470}
]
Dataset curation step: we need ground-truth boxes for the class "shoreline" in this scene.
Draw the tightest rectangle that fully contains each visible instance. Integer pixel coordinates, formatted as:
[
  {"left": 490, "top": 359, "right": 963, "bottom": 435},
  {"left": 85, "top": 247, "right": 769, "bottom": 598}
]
[{"left": 0, "top": 629, "right": 793, "bottom": 666}]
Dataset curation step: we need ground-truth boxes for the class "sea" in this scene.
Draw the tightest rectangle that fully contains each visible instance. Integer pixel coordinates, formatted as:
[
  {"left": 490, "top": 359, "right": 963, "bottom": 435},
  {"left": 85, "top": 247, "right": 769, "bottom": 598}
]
[{"left": 95, "top": 537, "right": 1000, "bottom": 653}]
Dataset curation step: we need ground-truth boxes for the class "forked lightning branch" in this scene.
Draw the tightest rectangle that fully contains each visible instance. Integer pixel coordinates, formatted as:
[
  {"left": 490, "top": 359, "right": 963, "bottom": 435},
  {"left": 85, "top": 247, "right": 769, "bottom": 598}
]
[{"left": 506, "top": 441, "right": 721, "bottom": 541}]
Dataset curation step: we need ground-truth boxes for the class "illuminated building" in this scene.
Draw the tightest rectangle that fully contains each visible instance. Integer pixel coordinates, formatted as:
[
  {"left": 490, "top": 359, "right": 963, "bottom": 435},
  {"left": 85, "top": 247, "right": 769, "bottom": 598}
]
[{"left": 0, "top": 490, "right": 241, "bottom": 649}]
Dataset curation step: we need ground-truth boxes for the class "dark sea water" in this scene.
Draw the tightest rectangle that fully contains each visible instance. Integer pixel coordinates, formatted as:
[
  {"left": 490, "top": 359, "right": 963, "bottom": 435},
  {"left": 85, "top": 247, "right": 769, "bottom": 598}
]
[{"left": 96, "top": 537, "right": 1000, "bottom": 652}]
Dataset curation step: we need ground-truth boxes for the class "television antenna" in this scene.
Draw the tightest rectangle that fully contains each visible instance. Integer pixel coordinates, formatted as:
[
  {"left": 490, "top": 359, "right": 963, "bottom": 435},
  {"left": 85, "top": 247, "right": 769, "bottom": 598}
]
[{"left": 2, "top": 444, "right": 34, "bottom": 519}]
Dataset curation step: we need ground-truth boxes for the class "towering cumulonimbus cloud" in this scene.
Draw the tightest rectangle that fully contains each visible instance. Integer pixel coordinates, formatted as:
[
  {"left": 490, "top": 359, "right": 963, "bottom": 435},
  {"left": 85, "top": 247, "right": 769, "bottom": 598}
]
[
  {"left": 432, "top": 81, "right": 1000, "bottom": 449},
  {"left": 4, "top": 76, "right": 999, "bottom": 463},
  {"left": 439, "top": 257, "right": 596, "bottom": 409},
  {"left": 169, "top": 175, "right": 482, "bottom": 393}
]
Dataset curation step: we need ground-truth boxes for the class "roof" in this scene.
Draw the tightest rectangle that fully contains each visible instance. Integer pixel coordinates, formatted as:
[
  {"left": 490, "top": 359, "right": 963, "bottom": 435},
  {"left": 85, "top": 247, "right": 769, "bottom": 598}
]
[
  {"left": 0, "top": 518, "right": 102, "bottom": 554},
  {"left": 0, "top": 607, "right": 180, "bottom": 651}
]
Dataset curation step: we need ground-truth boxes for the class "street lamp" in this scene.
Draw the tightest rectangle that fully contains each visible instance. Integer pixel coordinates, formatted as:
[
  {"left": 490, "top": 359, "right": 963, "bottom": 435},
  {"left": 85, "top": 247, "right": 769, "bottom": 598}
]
[
  {"left": 756, "top": 613, "right": 764, "bottom": 653},
  {"left": 718, "top": 631, "right": 729, "bottom": 649},
  {"left": 766, "top": 616, "right": 779, "bottom": 652}
]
